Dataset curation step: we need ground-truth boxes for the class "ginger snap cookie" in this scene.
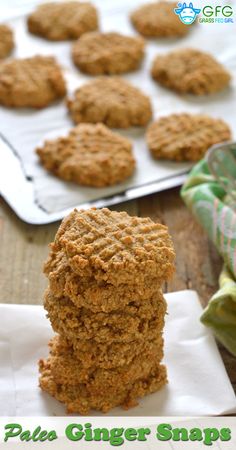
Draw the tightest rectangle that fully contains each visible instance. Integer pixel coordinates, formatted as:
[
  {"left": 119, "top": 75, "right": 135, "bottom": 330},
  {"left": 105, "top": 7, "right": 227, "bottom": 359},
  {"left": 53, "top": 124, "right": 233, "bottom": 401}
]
[
  {"left": 52, "top": 208, "right": 175, "bottom": 285},
  {"left": 0, "top": 24, "right": 14, "bottom": 59},
  {"left": 44, "top": 249, "right": 163, "bottom": 313},
  {"left": 27, "top": 1, "right": 98, "bottom": 41},
  {"left": 54, "top": 334, "right": 164, "bottom": 369},
  {"left": 36, "top": 123, "right": 135, "bottom": 187},
  {"left": 147, "top": 113, "right": 232, "bottom": 162},
  {"left": 41, "top": 335, "right": 164, "bottom": 389},
  {"left": 39, "top": 353, "right": 167, "bottom": 414},
  {"left": 44, "top": 289, "right": 166, "bottom": 343},
  {"left": 151, "top": 48, "right": 231, "bottom": 95},
  {"left": 72, "top": 32, "right": 145, "bottom": 75},
  {"left": 130, "top": 1, "right": 189, "bottom": 38},
  {"left": 0, "top": 56, "right": 66, "bottom": 108},
  {"left": 67, "top": 77, "right": 152, "bottom": 128}
]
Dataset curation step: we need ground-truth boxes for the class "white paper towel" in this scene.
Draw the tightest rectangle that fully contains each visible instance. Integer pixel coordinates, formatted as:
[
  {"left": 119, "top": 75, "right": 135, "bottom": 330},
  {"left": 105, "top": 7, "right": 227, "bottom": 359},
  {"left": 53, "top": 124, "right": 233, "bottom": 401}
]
[
  {"left": 0, "top": 0, "right": 235, "bottom": 213},
  {"left": 0, "top": 290, "right": 235, "bottom": 417}
]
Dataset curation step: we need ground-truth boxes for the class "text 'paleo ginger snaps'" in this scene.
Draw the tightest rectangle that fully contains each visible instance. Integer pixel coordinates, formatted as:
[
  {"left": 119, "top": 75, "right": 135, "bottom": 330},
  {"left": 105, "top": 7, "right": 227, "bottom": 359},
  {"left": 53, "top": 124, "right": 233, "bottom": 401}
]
[
  {"left": 67, "top": 77, "right": 152, "bottom": 128},
  {"left": 27, "top": 1, "right": 98, "bottom": 41},
  {"left": 36, "top": 124, "right": 135, "bottom": 187},
  {"left": 0, "top": 24, "right": 14, "bottom": 59},
  {"left": 151, "top": 49, "right": 231, "bottom": 95},
  {"left": 72, "top": 32, "right": 145, "bottom": 75},
  {"left": 130, "top": 1, "right": 190, "bottom": 38},
  {"left": 147, "top": 114, "right": 232, "bottom": 162},
  {"left": 0, "top": 56, "right": 66, "bottom": 108},
  {"left": 52, "top": 208, "right": 175, "bottom": 285}
]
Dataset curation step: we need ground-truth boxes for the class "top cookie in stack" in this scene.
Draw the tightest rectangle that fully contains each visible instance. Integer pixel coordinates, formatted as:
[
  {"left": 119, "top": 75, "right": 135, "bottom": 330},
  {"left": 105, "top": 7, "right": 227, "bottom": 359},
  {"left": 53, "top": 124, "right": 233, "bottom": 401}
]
[{"left": 48, "top": 207, "right": 175, "bottom": 287}]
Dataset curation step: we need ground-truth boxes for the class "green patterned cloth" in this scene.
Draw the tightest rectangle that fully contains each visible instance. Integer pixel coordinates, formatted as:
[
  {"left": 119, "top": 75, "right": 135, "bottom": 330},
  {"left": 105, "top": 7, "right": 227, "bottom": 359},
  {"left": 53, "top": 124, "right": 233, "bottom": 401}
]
[{"left": 181, "top": 158, "right": 236, "bottom": 356}]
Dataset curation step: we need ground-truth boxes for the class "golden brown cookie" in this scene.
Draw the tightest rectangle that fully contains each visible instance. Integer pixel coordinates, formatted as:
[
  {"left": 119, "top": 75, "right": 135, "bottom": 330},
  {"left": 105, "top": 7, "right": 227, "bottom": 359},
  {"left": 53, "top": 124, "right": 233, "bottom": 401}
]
[
  {"left": 72, "top": 32, "right": 145, "bottom": 75},
  {"left": 39, "top": 355, "right": 167, "bottom": 414},
  {"left": 36, "top": 124, "right": 135, "bottom": 187},
  {"left": 27, "top": 1, "right": 98, "bottom": 41},
  {"left": 147, "top": 113, "right": 232, "bottom": 161},
  {"left": 0, "top": 24, "right": 14, "bottom": 59},
  {"left": 41, "top": 335, "right": 164, "bottom": 388},
  {"left": 0, "top": 56, "right": 66, "bottom": 108},
  {"left": 44, "top": 288, "right": 166, "bottom": 343},
  {"left": 67, "top": 77, "right": 152, "bottom": 128},
  {"left": 51, "top": 208, "right": 175, "bottom": 285},
  {"left": 151, "top": 48, "right": 231, "bottom": 95},
  {"left": 58, "top": 334, "right": 164, "bottom": 369},
  {"left": 44, "top": 248, "right": 164, "bottom": 312},
  {"left": 130, "top": 1, "right": 189, "bottom": 38}
]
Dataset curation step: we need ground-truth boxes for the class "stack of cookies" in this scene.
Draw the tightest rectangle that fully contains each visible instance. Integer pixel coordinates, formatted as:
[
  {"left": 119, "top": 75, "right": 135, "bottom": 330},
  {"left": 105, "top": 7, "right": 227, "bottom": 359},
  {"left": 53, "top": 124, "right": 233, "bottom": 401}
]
[{"left": 39, "top": 208, "right": 175, "bottom": 414}]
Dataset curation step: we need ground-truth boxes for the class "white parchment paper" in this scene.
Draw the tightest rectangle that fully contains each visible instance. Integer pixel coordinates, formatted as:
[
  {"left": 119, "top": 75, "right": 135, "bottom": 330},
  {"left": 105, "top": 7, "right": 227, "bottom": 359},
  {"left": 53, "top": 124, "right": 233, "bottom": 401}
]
[
  {"left": 0, "top": 290, "right": 235, "bottom": 417},
  {"left": 0, "top": 0, "right": 236, "bottom": 213}
]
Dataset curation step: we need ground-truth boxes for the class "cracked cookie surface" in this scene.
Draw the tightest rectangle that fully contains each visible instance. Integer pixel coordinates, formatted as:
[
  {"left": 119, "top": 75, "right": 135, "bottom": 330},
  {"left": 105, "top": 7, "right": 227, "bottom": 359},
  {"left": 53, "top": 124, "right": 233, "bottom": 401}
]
[
  {"left": 67, "top": 77, "right": 152, "bottom": 128},
  {"left": 41, "top": 335, "right": 164, "bottom": 387},
  {"left": 44, "top": 288, "right": 166, "bottom": 343},
  {"left": 39, "top": 354, "right": 167, "bottom": 414},
  {"left": 147, "top": 113, "right": 232, "bottom": 161},
  {"left": 44, "top": 248, "right": 163, "bottom": 312},
  {"left": 57, "top": 334, "right": 164, "bottom": 369},
  {"left": 0, "top": 56, "right": 66, "bottom": 108},
  {"left": 27, "top": 1, "right": 98, "bottom": 41},
  {"left": 36, "top": 124, "right": 135, "bottom": 187},
  {"left": 151, "top": 49, "right": 231, "bottom": 95},
  {"left": 72, "top": 32, "right": 145, "bottom": 75}
]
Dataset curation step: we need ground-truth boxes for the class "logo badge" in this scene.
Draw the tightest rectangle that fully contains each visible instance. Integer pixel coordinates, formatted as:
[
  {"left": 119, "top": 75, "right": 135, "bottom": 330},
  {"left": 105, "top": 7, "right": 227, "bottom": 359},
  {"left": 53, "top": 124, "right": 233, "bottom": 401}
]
[{"left": 174, "top": 2, "right": 201, "bottom": 24}]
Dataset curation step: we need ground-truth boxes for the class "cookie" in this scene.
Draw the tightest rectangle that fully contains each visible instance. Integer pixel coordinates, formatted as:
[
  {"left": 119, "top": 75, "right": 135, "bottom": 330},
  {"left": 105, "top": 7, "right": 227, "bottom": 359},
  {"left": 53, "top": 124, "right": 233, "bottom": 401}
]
[
  {"left": 39, "top": 356, "right": 167, "bottom": 414},
  {"left": 27, "top": 1, "right": 98, "bottom": 41},
  {"left": 147, "top": 113, "right": 232, "bottom": 162},
  {"left": 42, "top": 335, "right": 164, "bottom": 388},
  {"left": 130, "top": 1, "right": 189, "bottom": 38},
  {"left": 44, "top": 249, "right": 164, "bottom": 312},
  {"left": 36, "top": 124, "right": 135, "bottom": 187},
  {"left": 0, "top": 56, "right": 66, "bottom": 108},
  {"left": 52, "top": 208, "right": 175, "bottom": 285},
  {"left": 44, "top": 289, "right": 166, "bottom": 343},
  {"left": 151, "top": 48, "right": 231, "bottom": 95},
  {"left": 67, "top": 77, "right": 152, "bottom": 128},
  {"left": 58, "top": 334, "right": 164, "bottom": 369},
  {"left": 0, "top": 24, "right": 14, "bottom": 59},
  {"left": 72, "top": 32, "right": 145, "bottom": 75}
]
